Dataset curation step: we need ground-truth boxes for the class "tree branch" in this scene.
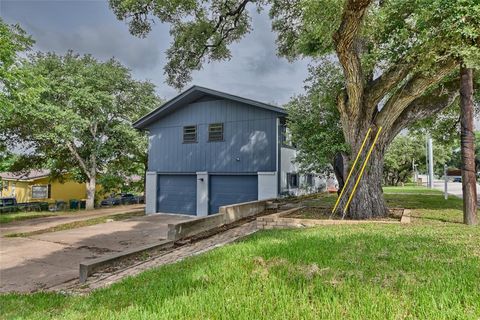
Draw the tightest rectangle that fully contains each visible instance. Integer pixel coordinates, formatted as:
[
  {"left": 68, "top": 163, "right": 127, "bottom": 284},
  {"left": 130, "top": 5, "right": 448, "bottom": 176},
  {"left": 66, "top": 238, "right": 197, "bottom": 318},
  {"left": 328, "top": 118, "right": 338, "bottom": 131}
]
[
  {"left": 376, "top": 59, "right": 458, "bottom": 130},
  {"left": 333, "top": 0, "right": 372, "bottom": 118},
  {"left": 364, "top": 61, "right": 412, "bottom": 109},
  {"left": 66, "top": 141, "right": 91, "bottom": 180},
  {"left": 389, "top": 80, "right": 459, "bottom": 141}
]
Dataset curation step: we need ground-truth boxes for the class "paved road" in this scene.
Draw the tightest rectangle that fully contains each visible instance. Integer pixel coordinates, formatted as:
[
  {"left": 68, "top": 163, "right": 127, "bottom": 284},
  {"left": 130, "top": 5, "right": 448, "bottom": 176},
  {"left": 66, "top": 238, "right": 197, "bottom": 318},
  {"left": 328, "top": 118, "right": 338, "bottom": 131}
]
[
  {"left": 0, "top": 212, "right": 193, "bottom": 293},
  {"left": 429, "top": 180, "right": 480, "bottom": 199}
]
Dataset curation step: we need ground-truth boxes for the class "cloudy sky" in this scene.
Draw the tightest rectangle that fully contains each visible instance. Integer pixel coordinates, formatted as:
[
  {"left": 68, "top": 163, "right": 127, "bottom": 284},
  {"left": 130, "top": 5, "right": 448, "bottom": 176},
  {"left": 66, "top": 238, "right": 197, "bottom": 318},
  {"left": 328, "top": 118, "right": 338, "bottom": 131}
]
[{"left": 1, "top": 0, "right": 311, "bottom": 105}]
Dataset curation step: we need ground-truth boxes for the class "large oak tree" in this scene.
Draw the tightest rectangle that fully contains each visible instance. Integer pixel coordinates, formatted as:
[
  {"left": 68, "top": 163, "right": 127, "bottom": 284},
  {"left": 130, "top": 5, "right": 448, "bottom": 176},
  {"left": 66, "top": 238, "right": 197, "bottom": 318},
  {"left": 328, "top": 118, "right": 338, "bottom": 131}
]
[{"left": 109, "top": 0, "right": 480, "bottom": 218}]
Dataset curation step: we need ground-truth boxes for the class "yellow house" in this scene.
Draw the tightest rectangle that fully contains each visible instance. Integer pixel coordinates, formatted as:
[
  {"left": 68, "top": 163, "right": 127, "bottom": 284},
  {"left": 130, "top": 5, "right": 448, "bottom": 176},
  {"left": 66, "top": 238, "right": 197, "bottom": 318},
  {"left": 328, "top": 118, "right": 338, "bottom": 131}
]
[{"left": 0, "top": 170, "right": 98, "bottom": 203}]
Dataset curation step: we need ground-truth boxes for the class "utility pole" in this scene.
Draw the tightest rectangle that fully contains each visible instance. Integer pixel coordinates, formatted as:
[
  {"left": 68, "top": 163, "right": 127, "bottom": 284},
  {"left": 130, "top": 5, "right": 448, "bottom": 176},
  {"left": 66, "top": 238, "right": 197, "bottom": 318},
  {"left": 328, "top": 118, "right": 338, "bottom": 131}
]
[
  {"left": 444, "top": 164, "right": 448, "bottom": 200},
  {"left": 459, "top": 66, "right": 478, "bottom": 225},
  {"left": 428, "top": 137, "right": 434, "bottom": 188}
]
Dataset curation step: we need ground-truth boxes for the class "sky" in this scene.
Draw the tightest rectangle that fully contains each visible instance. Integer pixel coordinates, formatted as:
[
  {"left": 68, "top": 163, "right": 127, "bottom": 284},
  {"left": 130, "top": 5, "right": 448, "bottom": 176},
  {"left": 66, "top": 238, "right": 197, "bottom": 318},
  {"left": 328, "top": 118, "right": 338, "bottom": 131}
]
[{"left": 0, "top": 0, "right": 311, "bottom": 105}]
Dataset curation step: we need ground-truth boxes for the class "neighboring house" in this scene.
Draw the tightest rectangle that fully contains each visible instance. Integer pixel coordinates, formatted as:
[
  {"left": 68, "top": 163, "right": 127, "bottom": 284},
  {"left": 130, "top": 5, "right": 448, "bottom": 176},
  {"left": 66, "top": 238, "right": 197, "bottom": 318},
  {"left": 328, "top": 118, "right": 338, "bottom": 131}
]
[
  {"left": 0, "top": 170, "right": 95, "bottom": 203},
  {"left": 134, "top": 86, "right": 325, "bottom": 216}
]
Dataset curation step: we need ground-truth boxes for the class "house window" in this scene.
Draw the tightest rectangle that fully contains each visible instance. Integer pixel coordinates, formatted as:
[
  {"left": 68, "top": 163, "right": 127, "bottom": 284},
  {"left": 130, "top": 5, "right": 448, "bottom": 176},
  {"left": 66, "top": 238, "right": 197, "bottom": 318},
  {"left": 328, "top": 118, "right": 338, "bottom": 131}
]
[
  {"left": 208, "top": 123, "right": 224, "bottom": 141},
  {"left": 183, "top": 125, "right": 197, "bottom": 143},
  {"left": 306, "top": 174, "right": 314, "bottom": 186},
  {"left": 32, "top": 184, "right": 50, "bottom": 199},
  {"left": 287, "top": 173, "right": 299, "bottom": 188}
]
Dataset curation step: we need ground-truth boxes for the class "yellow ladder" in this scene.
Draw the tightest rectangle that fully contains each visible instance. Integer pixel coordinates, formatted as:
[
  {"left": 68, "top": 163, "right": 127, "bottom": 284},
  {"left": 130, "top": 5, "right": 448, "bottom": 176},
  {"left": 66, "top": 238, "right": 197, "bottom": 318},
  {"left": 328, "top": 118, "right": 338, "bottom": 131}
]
[{"left": 331, "top": 127, "right": 383, "bottom": 216}]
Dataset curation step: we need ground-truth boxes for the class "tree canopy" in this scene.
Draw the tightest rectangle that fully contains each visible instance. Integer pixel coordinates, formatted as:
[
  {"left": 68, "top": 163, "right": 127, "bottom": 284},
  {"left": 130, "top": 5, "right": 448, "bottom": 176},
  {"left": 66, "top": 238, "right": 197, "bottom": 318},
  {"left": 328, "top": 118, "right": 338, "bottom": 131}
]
[
  {"left": 110, "top": 0, "right": 479, "bottom": 218},
  {"left": 0, "top": 21, "right": 160, "bottom": 208}
]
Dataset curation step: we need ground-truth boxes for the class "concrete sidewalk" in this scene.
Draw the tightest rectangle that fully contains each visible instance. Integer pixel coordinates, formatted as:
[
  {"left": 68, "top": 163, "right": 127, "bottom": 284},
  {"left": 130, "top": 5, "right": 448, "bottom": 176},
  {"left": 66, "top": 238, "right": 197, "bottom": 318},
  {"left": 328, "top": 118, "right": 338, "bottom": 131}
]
[
  {"left": 0, "top": 213, "right": 194, "bottom": 293},
  {"left": 0, "top": 204, "right": 145, "bottom": 237}
]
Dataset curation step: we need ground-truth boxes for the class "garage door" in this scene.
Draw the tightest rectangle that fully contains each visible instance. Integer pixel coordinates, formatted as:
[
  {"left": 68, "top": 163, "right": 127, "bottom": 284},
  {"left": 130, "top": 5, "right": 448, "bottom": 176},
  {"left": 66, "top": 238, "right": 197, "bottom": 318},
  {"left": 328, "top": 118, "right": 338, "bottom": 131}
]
[
  {"left": 157, "top": 175, "right": 196, "bottom": 215},
  {"left": 209, "top": 175, "right": 258, "bottom": 214}
]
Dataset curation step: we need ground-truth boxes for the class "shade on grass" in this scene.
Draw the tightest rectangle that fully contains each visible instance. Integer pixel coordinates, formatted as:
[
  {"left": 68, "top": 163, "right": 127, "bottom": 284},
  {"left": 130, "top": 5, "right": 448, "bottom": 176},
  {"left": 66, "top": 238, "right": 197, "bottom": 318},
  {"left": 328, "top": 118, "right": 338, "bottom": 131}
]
[{"left": 1, "top": 187, "right": 479, "bottom": 319}]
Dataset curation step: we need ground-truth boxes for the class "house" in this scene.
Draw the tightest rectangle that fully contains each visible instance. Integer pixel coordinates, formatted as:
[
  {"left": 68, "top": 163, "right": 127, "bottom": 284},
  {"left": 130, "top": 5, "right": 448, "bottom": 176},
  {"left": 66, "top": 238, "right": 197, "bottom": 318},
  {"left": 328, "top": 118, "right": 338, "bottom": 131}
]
[
  {"left": 0, "top": 170, "right": 96, "bottom": 203},
  {"left": 134, "top": 86, "right": 325, "bottom": 216}
]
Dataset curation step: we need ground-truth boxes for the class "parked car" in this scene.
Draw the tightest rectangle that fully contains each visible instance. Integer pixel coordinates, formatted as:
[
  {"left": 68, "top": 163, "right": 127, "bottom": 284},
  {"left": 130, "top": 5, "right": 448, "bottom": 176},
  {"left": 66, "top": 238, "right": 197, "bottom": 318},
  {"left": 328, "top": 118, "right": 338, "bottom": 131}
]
[
  {"left": 100, "top": 193, "right": 143, "bottom": 207},
  {"left": 453, "top": 177, "right": 462, "bottom": 183},
  {"left": 0, "top": 197, "right": 18, "bottom": 213}
]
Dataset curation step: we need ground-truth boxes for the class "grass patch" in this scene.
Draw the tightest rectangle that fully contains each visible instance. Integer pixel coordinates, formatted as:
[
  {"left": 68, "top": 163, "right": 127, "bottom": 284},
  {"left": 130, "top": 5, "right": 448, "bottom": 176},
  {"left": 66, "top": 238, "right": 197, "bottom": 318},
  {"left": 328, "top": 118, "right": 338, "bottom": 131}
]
[
  {"left": 383, "top": 185, "right": 444, "bottom": 194},
  {"left": 5, "top": 211, "right": 144, "bottom": 238},
  {"left": 1, "top": 187, "right": 479, "bottom": 319},
  {"left": 0, "top": 211, "right": 64, "bottom": 224}
]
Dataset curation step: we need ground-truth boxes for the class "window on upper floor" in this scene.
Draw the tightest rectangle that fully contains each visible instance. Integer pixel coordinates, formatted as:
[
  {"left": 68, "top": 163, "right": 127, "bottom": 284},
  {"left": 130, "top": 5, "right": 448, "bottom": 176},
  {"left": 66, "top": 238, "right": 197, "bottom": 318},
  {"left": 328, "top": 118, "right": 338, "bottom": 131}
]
[
  {"left": 183, "top": 125, "right": 197, "bottom": 143},
  {"left": 280, "top": 124, "right": 296, "bottom": 148},
  {"left": 287, "top": 173, "right": 299, "bottom": 188},
  {"left": 208, "top": 123, "right": 224, "bottom": 142}
]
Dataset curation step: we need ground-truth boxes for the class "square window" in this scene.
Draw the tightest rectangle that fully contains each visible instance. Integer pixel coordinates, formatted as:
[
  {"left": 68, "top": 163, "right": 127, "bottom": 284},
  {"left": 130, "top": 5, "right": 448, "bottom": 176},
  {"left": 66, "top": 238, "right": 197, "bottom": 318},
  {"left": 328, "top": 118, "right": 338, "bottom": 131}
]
[
  {"left": 287, "top": 173, "right": 299, "bottom": 188},
  {"left": 208, "top": 123, "right": 224, "bottom": 142},
  {"left": 32, "top": 185, "right": 49, "bottom": 199},
  {"left": 183, "top": 125, "right": 197, "bottom": 143}
]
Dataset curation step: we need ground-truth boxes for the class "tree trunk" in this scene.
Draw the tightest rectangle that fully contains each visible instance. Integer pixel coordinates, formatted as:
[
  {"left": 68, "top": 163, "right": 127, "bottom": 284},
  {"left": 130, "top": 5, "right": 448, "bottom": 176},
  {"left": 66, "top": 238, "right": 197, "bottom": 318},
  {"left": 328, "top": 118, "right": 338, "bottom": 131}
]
[
  {"left": 459, "top": 66, "right": 478, "bottom": 225},
  {"left": 345, "top": 147, "right": 388, "bottom": 218},
  {"left": 86, "top": 176, "right": 96, "bottom": 210},
  {"left": 337, "top": 125, "right": 389, "bottom": 219}
]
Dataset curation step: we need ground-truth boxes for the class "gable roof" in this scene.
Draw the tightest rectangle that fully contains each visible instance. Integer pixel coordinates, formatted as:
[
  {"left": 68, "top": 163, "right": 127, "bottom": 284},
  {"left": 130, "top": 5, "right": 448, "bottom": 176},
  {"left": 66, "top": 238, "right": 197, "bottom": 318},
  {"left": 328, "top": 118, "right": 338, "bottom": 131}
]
[
  {"left": 0, "top": 169, "right": 50, "bottom": 181},
  {"left": 133, "top": 85, "right": 287, "bottom": 129}
]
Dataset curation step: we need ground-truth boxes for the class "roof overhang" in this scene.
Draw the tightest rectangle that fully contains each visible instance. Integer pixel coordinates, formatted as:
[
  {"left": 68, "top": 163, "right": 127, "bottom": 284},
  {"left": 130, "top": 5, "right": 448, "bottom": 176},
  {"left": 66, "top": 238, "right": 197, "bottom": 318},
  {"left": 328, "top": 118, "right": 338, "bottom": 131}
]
[{"left": 133, "top": 85, "right": 287, "bottom": 130}]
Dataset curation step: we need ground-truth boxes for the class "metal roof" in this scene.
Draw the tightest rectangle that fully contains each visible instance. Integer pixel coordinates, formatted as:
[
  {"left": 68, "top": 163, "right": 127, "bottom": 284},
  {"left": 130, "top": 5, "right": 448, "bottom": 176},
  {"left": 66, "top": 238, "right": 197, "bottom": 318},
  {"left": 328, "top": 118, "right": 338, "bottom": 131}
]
[{"left": 133, "top": 85, "right": 287, "bottom": 129}]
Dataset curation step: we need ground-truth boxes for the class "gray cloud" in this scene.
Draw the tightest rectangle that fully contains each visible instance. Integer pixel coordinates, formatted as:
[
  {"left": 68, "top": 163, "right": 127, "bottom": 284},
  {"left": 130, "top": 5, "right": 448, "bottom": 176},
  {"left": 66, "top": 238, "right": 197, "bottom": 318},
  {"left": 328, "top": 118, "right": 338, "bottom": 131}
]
[{"left": 1, "top": 0, "right": 309, "bottom": 105}]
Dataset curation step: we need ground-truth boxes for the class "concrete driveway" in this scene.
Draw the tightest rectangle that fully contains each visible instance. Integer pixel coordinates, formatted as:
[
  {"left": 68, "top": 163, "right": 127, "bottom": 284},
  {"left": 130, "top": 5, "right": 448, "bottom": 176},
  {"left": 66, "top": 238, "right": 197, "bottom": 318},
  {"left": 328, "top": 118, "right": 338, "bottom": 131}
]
[{"left": 0, "top": 213, "right": 194, "bottom": 293}]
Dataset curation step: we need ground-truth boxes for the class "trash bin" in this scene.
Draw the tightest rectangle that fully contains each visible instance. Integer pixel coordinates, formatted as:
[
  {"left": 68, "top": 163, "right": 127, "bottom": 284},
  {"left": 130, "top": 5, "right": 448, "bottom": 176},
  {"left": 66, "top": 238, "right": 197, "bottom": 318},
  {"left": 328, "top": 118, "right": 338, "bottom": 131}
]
[
  {"left": 69, "top": 199, "right": 79, "bottom": 210},
  {"left": 80, "top": 200, "right": 86, "bottom": 209}
]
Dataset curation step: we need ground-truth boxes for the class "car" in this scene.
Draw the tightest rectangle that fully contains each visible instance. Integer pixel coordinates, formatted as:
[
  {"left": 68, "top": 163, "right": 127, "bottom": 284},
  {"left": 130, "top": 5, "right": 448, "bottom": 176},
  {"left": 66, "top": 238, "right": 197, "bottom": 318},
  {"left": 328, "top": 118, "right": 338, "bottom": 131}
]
[
  {"left": 453, "top": 177, "right": 462, "bottom": 183},
  {"left": 100, "top": 193, "right": 142, "bottom": 207},
  {"left": 0, "top": 197, "right": 18, "bottom": 213}
]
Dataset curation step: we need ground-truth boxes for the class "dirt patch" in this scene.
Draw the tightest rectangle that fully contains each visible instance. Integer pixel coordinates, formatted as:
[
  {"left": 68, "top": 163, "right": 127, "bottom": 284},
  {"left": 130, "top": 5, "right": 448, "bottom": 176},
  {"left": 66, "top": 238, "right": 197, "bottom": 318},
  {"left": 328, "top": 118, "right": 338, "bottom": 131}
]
[{"left": 285, "top": 206, "right": 402, "bottom": 221}]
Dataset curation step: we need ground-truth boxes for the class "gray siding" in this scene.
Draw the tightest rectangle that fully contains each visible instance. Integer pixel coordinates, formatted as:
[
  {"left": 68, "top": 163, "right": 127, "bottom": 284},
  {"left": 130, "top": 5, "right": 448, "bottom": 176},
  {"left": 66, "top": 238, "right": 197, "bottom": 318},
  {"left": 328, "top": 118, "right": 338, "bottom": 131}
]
[{"left": 147, "top": 98, "right": 278, "bottom": 173}]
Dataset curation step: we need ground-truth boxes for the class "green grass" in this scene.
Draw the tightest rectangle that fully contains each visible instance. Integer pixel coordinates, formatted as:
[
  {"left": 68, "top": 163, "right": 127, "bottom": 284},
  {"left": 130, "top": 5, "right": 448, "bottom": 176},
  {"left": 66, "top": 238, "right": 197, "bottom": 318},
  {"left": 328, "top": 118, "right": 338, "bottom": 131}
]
[
  {"left": 383, "top": 185, "right": 444, "bottom": 194},
  {"left": 0, "top": 211, "right": 63, "bottom": 224},
  {"left": 5, "top": 211, "right": 144, "bottom": 238},
  {"left": 1, "top": 186, "right": 479, "bottom": 319}
]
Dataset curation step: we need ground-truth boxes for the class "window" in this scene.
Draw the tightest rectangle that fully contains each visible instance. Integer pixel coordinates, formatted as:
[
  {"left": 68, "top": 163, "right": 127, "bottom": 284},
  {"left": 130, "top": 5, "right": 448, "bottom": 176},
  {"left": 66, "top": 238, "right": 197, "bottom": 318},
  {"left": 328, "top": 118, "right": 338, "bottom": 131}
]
[
  {"left": 208, "top": 123, "right": 224, "bottom": 141},
  {"left": 306, "top": 174, "right": 314, "bottom": 186},
  {"left": 287, "top": 173, "right": 299, "bottom": 188},
  {"left": 32, "top": 184, "right": 51, "bottom": 199},
  {"left": 183, "top": 125, "right": 197, "bottom": 143}
]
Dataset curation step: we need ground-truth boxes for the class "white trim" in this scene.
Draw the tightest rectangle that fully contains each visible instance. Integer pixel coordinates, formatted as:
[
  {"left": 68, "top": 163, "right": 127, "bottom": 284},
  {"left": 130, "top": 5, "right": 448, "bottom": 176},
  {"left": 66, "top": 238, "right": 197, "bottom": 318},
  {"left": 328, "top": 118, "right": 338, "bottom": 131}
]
[{"left": 196, "top": 172, "right": 209, "bottom": 216}]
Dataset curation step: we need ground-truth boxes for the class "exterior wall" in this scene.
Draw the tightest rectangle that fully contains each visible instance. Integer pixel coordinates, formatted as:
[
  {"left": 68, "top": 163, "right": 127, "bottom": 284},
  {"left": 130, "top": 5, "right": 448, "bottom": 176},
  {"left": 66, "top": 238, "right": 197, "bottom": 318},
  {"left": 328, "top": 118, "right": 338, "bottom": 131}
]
[
  {"left": 0, "top": 180, "right": 30, "bottom": 202},
  {"left": 258, "top": 172, "right": 277, "bottom": 200},
  {"left": 147, "top": 98, "right": 278, "bottom": 173},
  {"left": 0, "top": 176, "right": 101, "bottom": 203},
  {"left": 280, "top": 147, "right": 326, "bottom": 196},
  {"left": 145, "top": 172, "right": 157, "bottom": 214}
]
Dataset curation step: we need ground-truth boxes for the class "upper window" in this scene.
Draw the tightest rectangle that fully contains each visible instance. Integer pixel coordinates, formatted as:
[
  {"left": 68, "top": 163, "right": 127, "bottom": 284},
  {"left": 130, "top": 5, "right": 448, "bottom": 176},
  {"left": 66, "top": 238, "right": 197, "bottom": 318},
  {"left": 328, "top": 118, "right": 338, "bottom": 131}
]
[
  {"left": 183, "top": 125, "right": 197, "bottom": 143},
  {"left": 208, "top": 123, "right": 224, "bottom": 142},
  {"left": 32, "top": 184, "right": 51, "bottom": 199}
]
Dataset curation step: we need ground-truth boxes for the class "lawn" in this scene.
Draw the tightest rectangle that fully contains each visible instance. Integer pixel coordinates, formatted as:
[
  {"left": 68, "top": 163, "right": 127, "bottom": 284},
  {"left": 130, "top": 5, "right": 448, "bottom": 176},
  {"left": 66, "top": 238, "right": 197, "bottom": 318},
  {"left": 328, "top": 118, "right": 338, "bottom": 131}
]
[
  {"left": 1, "top": 186, "right": 479, "bottom": 319},
  {"left": 0, "top": 211, "right": 63, "bottom": 224}
]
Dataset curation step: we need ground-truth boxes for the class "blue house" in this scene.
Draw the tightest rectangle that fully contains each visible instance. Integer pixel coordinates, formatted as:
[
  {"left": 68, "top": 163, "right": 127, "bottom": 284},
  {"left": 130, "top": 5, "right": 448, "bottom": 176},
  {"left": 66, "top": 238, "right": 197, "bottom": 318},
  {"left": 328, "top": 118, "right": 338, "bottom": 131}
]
[{"left": 134, "top": 86, "right": 324, "bottom": 216}]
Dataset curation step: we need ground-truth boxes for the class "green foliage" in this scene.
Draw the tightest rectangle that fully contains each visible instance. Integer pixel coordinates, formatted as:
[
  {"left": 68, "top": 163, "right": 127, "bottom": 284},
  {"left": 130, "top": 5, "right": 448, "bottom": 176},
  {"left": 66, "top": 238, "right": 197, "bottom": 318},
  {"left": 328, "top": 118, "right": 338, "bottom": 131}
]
[
  {"left": 109, "top": 0, "right": 480, "bottom": 88},
  {"left": 383, "top": 135, "right": 422, "bottom": 186},
  {"left": 285, "top": 61, "right": 347, "bottom": 172},
  {"left": 1, "top": 191, "right": 478, "bottom": 319},
  {"left": 1, "top": 51, "right": 159, "bottom": 191}
]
